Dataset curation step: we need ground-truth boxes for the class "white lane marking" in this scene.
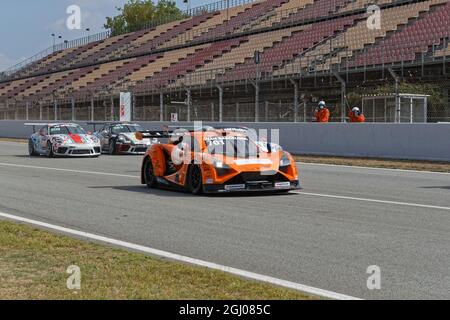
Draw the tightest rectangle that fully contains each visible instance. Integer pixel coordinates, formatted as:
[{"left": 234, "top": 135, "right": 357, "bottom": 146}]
[
  {"left": 295, "top": 192, "right": 450, "bottom": 211},
  {"left": 1, "top": 162, "right": 447, "bottom": 211},
  {"left": 297, "top": 162, "right": 450, "bottom": 175},
  {"left": 0, "top": 162, "right": 138, "bottom": 179},
  {"left": 0, "top": 211, "right": 360, "bottom": 300}
]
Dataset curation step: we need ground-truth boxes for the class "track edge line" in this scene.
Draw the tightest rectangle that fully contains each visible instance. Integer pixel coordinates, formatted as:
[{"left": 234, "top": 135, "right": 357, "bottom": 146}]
[{"left": 0, "top": 211, "right": 361, "bottom": 301}]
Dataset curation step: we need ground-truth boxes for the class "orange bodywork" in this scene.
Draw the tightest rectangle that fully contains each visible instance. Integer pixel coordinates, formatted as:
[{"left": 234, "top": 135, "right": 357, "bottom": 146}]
[{"left": 140, "top": 129, "right": 300, "bottom": 193}]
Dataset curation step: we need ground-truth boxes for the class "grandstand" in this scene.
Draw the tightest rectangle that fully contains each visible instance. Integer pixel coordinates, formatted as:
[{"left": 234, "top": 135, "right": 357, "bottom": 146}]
[{"left": 0, "top": 0, "right": 449, "bottom": 123}]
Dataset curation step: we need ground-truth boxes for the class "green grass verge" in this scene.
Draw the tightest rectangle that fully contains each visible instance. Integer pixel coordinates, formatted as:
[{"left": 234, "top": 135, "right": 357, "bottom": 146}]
[
  {"left": 295, "top": 155, "right": 450, "bottom": 173},
  {"left": 0, "top": 220, "right": 315, "bottom": 300}
]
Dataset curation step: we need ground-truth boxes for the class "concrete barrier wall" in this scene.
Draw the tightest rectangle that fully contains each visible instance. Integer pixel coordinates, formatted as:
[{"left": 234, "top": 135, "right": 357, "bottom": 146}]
[{"left": 1, "top": 120, "right": 450, "bottom": 161}]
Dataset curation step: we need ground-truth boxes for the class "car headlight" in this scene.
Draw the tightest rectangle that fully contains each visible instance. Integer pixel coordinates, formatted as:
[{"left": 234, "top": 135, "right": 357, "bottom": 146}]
[
  {"left": 53, "top": 137, "right": 65, "bottom": 144},
  {"left": 117, "top": 135, "right": 130, "bottom": 143},
  {"left": 211, "top": 159, "right": 231, "bottom": 176},
  {"left": 280, "top": 153, "right": 291, "bottom": 167},
  {"left": 90, "top": 137, "right": 99, "bottom": 144},
  {"left": 213, "top": 160, "right": 230, "bottom": 169}
]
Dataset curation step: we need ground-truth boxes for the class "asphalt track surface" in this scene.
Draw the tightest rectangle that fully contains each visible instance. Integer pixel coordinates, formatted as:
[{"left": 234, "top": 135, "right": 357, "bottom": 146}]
[{"left": 0, "top": 141, "right": 449, "bottom": 299}]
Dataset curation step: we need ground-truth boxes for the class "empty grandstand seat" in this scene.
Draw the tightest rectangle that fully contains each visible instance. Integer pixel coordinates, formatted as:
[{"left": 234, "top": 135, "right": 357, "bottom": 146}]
[{"left": 347, "top": 0, "right": 450, "bottom": 67}]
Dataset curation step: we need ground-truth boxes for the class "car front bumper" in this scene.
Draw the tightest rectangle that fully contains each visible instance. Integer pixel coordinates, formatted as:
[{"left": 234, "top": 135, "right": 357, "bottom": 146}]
[
  {"left": 116, "top": 143, "right": 150, "bottom": 155},
  {"left": 55, "top": 144, "right": 101, "bottom": 157},
  {"left": 203, "top": 180, "right": 300, "bottom": 194}
]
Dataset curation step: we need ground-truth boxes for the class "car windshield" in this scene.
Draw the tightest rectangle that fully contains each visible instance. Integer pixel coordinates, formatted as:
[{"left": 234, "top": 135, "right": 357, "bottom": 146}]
[
  {"left": 206, "top": 136, "right": 260, "bottom": 158},
  {"left": 111, "top": 124, "right": 142, "bottom": 134},
  {"left": 49, "top": 125, "right": 85, "bottom": 135}
]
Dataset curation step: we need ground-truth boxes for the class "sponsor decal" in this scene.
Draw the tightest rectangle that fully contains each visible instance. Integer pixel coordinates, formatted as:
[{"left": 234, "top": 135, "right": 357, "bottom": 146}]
[
  {"left": 224, "top": 184, "right": 246, "bottom": 191},
  {"left": 205, "top": 136, "right": 248, "bottom": 142},
  {"left": 120, "top": 92, "right": 132, "bottom": 122},
  {"left": 275, "top": 182, "right": 291, "bottom": 188},
  {"left": 222, "top": 128, "right": 248, "bottom": 133}
]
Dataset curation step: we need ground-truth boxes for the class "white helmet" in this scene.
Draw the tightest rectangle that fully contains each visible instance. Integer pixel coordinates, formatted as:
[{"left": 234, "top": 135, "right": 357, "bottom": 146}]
[
  {"left": 352, "top": 107, "right": 360, "bottom": 114},
  {"left": 318, "top": 101, "right": 326, "bottom": 109}
]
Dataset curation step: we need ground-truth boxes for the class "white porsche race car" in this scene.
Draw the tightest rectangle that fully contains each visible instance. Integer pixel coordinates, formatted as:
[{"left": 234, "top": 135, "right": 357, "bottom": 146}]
[
  {"left": 27, "top": 123, "right": 101, "bottom": 158},
  {"left": 91, "top": 122, "right": 156, "bottom": 155}
]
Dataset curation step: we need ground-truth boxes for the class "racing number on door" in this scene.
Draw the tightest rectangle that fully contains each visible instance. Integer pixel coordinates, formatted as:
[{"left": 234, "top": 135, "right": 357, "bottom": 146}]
[{"left": 208, "top": 140, "right": 225, "bottom": 146}]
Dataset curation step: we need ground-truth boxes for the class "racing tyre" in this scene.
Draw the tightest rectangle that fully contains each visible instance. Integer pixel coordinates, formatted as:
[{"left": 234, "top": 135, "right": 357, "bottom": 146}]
[
  {"left": 144, "top": 158, "right": 158, "bottom": 188},
  {"left": 28, "top": 139, "right": 38, "bottom": 157},
  {"left": 109, "top": 140, "right": 117, "bottom": 155},
  {"left": 46, "top": 141, "right": 54, "bottom": 158},
  {"left": 188, "top": 165, "right": 203, "bottom": 195}
]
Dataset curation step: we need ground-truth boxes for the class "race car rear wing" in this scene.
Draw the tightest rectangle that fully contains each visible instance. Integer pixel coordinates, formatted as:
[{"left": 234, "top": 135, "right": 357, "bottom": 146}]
[
  {"left": 135, "top": 126, "right": 252, "bottom": 140},
  {"left": 86, "top": 121, "right": 136, "bottom": 131},
  {"left": 167, "top": 125, "right": 249, "bottom": 133},
  {"left": 135, "top": 131, "right": 171, "bottom": 141},
  {"left": 24, "top": 123, "right": 50, "bottom": 132}
]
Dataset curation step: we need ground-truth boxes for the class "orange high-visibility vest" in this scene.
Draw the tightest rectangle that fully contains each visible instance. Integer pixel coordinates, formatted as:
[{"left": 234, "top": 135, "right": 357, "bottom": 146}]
[
  {"left": 315, "top": 108, "right": 330, "bottom": 123},
  {"left": 348, "top": 111, "right": 366, "bottom": 123}
]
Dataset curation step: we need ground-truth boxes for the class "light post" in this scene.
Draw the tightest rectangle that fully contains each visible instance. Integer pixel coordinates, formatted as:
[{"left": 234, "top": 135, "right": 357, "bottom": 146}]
[
  {"left": 183, "top": 0, "right": 191, "bottom": 15},
  {"left": 51, "top": 34, "right": 56, "bottom": 52}
]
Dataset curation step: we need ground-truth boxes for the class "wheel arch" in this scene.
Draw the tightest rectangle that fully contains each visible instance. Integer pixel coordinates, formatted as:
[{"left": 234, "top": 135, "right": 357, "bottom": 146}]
[{"left": 141, "top": 156, "right": 150, "bottom": 184}]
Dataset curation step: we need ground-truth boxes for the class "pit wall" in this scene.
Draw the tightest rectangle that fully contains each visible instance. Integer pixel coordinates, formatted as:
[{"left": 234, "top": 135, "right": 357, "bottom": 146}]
[{"left": 1, "top": 121, "right": 449, "bottom": 161}]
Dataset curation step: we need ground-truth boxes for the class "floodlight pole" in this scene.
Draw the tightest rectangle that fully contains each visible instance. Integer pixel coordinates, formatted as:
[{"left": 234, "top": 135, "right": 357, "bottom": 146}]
[
  {"left": 388, "top": 68, "right": 400, "bottom": 123},
  {"left": 289, "top": 78, "right": 299, "bottom": 122},
  {"left": 71, "top": 97, "right": 75, "bottom": 121},
  {"left": 253, "top": 51, "right": 261, "bottom": 122},
  {"left": 13, "top": 99, "right": 18, "bottom": 120},
  {"left": 132, "top": 93, "right": 136, "bottom": 122},
  {"left": 4, "top": 100, "right": 8, "bottom": 120},
  {"left": 25, "top": 101, "right": 29, "bottom": 121},
  {"left": 186, "top": 89, "right": 191, "bottom": 122},
  {"left": 53, "top": 97, "right": 58, "bottom": 121},
  {"left": 160, "top": 91, "right": 164, "bottom": 122},
  {"left": 51, "top": 34, "right": 56, "bottom": 52},
  {"left": 110, "top": 95, "right": 115, "bottom": 121},
  {"left": 216, "top": 84, "right": 223, "bottom": 123},
  {"left": 90, "top": 95, "right": 95, "bottom": 121},
  {"left": 332, "top": 70, "right": 346, "bottom": 123},
  {"left": 254, "top": 82, "right": 260, "bottom": 122}
]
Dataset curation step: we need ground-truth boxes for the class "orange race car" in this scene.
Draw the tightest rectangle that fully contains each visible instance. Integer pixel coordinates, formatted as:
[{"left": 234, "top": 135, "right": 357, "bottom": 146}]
[{"left": 136, "top": 126, "right": 300, "bottom": 194}]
